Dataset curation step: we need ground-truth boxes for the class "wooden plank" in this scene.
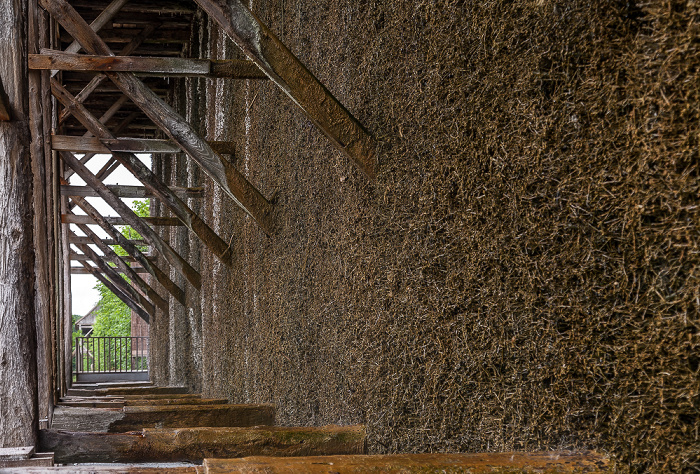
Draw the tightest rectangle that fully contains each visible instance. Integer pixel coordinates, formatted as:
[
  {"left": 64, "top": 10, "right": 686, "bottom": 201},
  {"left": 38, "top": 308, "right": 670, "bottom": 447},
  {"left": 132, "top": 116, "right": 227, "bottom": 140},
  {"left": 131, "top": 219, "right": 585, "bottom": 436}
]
[
  {"left": 203, "top": 452, "right": 611, "bottom": 474},
  {"left": 67, "top": 386, "right": 190, "bottom": 397},
  {"left": 193, "top": 0, "right": 377, "bottom": 180},
  {"left": 50, "top": 404, "right": 276, "bottom": 433},
  {"left": 68, "top": 194, "right": 186, "bottom": 306},
  {"left": 0, "top": 0, "right": 39, "bottom": 448},
  {"left": 62, "top": 213, "right": 184, "bottom": 226},
  {"left": 0, "top": 453, "right": 54, "bottom": 468},
  {"left": 39, "top": 425, "right": 365, "bottom": 464},
  {"left": 62, "top": 184, "right": 204, "bottom": 199},
  {"left": 38, "top": 0, "right": 274, "bottom": 233},
  {"left": 53, "top": 135, "right": 236, "bottom": 156},
  {"left": 0, "top": 466, "right": 196, "bottom": 473},
  {"left": 52, "top": 83, "right": 235, "bottom": 266},
  {"left": 32, "top": 50, "right": 267, "bottom": 79},
  {"left": 71, "top": 267, "right": 149, "bottom": 275},
  {"left": 70, "top": 231, "right": 155, "bottom": 318},
  {"left": 58, "top": 149, "right": 202, "bottom": 290},
  {"left": 75, "top": 259, "right": 151, "bottom": 324},
  {"left": 59, "top": 398, "right": 227, "bottom": 407},
  {"left": 72, "top": 223, "right": 168, "bottom": 312},
  {"left": 68, "top": 235, "right": 147, "bottom": 246},
  {"left": 62, "top": 0, "right": 129, "bottom": 56},
  {"left": 59, "top": 23, "right": 158, "bottom": 125},
  {"left": 0, "top": 447, "right": 34, "bottom": 461}
]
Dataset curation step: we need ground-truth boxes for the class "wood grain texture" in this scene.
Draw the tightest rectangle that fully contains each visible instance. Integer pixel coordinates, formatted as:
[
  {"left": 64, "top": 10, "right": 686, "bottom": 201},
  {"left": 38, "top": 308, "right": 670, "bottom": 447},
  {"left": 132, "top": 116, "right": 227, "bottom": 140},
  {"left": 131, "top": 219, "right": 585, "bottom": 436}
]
[
  {"left": 0, "top": 0, "right": 38, "bottom": 448},
  {"left": 39, "top": 425, "right": 366, "bottom": 464}
]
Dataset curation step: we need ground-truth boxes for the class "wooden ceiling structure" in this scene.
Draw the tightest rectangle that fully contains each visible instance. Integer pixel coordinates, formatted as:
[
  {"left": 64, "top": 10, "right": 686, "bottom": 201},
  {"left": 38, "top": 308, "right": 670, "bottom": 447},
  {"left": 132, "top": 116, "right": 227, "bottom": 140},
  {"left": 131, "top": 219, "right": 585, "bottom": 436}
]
[{"left": 30, "top": 0, "right": 377, "bottom": 325}]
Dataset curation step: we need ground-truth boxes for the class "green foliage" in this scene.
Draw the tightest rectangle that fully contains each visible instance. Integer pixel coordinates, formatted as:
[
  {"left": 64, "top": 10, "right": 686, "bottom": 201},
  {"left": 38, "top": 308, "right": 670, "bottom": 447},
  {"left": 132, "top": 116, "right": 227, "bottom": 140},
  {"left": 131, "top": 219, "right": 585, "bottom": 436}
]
[{"left": 113, "top": 199, "right": 149, "bottom": 257}]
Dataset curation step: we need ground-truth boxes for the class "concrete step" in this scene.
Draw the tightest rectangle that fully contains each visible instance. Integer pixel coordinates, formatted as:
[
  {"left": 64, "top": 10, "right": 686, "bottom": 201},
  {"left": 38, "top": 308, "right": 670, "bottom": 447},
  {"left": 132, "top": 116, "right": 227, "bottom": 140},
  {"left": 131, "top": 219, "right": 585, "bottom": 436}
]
[{"left": 39, "top": 425, "right": 366, "bottom": 464}]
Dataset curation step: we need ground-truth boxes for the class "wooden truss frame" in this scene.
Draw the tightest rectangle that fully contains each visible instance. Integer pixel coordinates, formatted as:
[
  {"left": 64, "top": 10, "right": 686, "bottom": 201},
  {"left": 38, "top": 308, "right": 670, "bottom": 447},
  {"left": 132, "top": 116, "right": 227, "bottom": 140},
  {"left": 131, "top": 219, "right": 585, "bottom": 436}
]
[{"left": 33, "top": 0, "right": 377, "bottom": 322}]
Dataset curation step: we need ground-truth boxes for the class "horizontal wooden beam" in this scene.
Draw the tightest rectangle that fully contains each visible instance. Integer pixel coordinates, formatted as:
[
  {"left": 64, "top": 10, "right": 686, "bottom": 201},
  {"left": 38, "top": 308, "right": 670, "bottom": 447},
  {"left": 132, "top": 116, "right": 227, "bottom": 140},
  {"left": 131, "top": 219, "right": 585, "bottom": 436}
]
[
  {"left": 62, "top": 184, "right": 204, "bottom": 199},
  {"left": 68, "top": 235, "right": 147, "bottom": 246},
  {"left": 62, "top": 214, "right": 184, "bottom": 226},
  {"left": 38, "top": 0, "right": 274, "bottom": 233},
  {"left": 203, "top": 452, "right": 611, "bottom": 473},
  {"left": 32, "top": 50, "right": 267, "bottom": 79},
  {"left": 53, "top": 135, "right": 236, "bottom": 155},
  {"left": 39, "top": 425, "right": 365, "bottom": 464},
  {"left": 193, "top": 0, "right": 377, "bottom": 179}
]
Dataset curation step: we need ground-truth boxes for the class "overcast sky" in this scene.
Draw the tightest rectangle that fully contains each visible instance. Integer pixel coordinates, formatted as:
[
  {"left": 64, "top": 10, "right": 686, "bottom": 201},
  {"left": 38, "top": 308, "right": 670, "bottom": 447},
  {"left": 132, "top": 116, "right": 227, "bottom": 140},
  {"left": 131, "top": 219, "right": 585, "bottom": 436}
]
[{"left": 68, "top": 154, "right": 152, "bottom": 316}]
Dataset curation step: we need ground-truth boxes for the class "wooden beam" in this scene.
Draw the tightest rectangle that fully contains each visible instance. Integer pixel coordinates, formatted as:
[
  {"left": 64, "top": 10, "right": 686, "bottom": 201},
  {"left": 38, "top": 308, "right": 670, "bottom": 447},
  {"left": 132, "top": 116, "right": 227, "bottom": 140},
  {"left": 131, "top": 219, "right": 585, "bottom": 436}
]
[
  {"left": 62, "top": 213, "right": 184, "bottom": 226},
  {"left": 193, "top": 0, "right": 377, "bottom": 179},
  {"left": 59, "top": 23, "right": 158, "bottom": 125},
  {"left": 69, "top": 232, "right": 155, "bottom": 319},
  {"left": 39, "top": 425, "right": 366, "bottom": 464},
  {"left": 58, "top": 149, "right": 202, "bottom": 290},
  {"left": 62, "top": 184, "right": 204, "bottom": 199},
  {"left": 202, "top": 452, "right": 611, "bottom": 474},
  {"left": 51, "top": 82, "right": 234, "bottom": 266},
  {"left": 51, "top": 404, "right": 276, "bottom": 432},
  {"left": 68, "top": 235, "right": 147, "bottom": 247},
  {"left": 68, "top": 193, "right": 186, "bottom": 306},
  {"left": 71, "top": 267, "right": 149, "bottom": 275},
  {"left": 32, "top": 50, "right": 268, "bottom": 79},
  {"left": 38, "top": 0, "right": 274, "bottom": 233},
  {"left": 53, "top": 134, "right": 236, "bottom": 156},
  {"left": 75, "top": 259, "right": 151, "bottom": 324},
  {"left": 72, "top": 223, "right": 168, "bottom": 313},
  {"left": 62, "top": 0, "right": 129, "bottom": 56}
]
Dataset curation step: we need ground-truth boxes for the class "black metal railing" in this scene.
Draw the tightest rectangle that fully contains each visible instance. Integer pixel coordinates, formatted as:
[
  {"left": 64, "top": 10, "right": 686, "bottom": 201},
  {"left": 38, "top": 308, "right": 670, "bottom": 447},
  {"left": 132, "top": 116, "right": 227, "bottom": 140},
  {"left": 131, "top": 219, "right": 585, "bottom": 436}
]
[{"left": 75, "top": 336, "right": 148, "bottom": 375}]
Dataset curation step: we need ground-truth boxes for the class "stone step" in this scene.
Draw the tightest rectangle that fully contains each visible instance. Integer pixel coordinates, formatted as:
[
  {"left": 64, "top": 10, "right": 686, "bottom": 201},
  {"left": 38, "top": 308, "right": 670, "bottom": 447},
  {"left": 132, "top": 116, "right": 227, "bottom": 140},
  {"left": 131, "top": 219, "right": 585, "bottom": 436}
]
[
  {"left": 203, "top": 452, "right": 611, "bottom": 473},
  {"left": 50, "top": 404, "right": 275, "bottom": 432},
  {"left": 66, "top": 386, "right": 189, "bottom": 397},
  {"left": 39, "top": 425, "right": 367, "bottom": 464}
]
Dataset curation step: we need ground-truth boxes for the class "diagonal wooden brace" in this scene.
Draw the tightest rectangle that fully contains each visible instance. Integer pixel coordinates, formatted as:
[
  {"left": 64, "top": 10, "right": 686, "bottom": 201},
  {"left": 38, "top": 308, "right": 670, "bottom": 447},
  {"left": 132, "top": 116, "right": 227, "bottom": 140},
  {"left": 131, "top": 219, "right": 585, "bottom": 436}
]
[
  {"left": 51, "top": 80, "right": 234, "bottom": 266},
  {"left": 67, "top": 190, "right": 187, "bottom": 306},
  {"left": 194, "top": 0, "right": 377, "bottom": 180},
  {"left": 59, "top": 149, "right": 202, "bottom": 290},
  {"left": 39, "top": 0, "right": 274, "bottom": 233}
]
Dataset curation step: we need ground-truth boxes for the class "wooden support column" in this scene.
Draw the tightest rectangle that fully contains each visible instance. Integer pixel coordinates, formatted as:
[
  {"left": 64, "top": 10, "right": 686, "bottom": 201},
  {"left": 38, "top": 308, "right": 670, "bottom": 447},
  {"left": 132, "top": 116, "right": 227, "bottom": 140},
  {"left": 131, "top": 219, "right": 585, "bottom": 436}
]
[
  {"left": 38, "top": 0, "right": 274, "bottom": 233},
  {"left": 68, "top": 230, "right": 155, "bottom": 318},
  {"left": 0, "top": 0, "right": 38, "bottom": 447},
  {"left": 52, "top": 81, "right": 234, "bottom": 265},
  {"left": 194, "top": 0, "right": 377, "bottom": 179},
  {"left": 75, "top": 259, "right": 151, "bottom": 324},
  {"left": 39, "top": 425, "right": 366, "bottom": 464},
  {"left": 73, "top": 223, "right": 168, "bottom": 312},
  {"left": 68, "top": 193, "right": 186, "bottom": 306},
  {"left": 59, "top": 149, "right": 202, "bottom": 290}
]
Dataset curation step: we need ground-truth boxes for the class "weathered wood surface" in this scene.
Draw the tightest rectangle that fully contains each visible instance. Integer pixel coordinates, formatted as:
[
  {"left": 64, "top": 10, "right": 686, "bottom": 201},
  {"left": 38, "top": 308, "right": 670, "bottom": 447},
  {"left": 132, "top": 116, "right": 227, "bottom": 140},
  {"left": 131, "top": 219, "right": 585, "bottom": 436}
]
[
  {"left": 53, "top": 88, "right": 203, "bottom": 289},
  {"left": 73, "top": 223, "right": 168, "bottom": 312},
  {"left": 203, "top": 452, "right": 611, "bottom": 473},
  {"left": 0, "top": 79, "right": 9, "bottom": 120},
  {"left": 0, "top": 466, "right": 198, "bottom": 473},
  {"left": 62, "top": 0, "right": 129, "bottom": 56},
  {"left": 72, "top": 267, "right": 149, "bottom": 275},
  {"left": 0, "top": 0, "right": 38, "bottom": 448},
  {"left": 193, "top": 0, "right": 377, "bottom": 180},
  {"left": 50, "top": 404, "right": 275, "bottom": 432},
  {"left": 69, "top": 234, "right": 148, "bottom": 247},
  {"left": 39, "top": 0, "right": 274, "bottom": 233},
  {"left": 63, "top": 214, "right": 184, "bottom": 227},
  {"left": 54, "top": 135, "right": 235, "bottom": 156},
  {"left": 32, "top": 50, "right": 267, "bottom": 79},
  {"left": 40, "top": 425, "right": 365, "bottom": 464},
  {"left": 66, "top": 386, "right": 190, "bottom": 397},
  {"left": 62, "top": 184, "right": 204, "bottom": 199},
  {"left": 58, "top": 397, "right": 228, "bottom": 408},
  {"left": 53, "top": 82, "right": 234, "bottom": 267}
]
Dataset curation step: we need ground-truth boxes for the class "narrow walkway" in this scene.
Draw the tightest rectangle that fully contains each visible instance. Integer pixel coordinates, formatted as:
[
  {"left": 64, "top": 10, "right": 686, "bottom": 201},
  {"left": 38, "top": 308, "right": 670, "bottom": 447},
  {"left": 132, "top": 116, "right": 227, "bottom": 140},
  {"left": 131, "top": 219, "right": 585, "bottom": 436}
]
[{"left": 1, "top": 382, "right": 613, "bottom": 472}]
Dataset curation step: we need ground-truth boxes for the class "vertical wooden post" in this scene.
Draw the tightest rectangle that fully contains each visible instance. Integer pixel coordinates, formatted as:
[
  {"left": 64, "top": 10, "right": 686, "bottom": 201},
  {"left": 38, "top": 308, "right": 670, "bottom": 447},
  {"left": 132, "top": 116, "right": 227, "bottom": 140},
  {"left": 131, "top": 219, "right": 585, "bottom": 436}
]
[{"left": 0, "top": 0, "right": 39, "bottom": 447}]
